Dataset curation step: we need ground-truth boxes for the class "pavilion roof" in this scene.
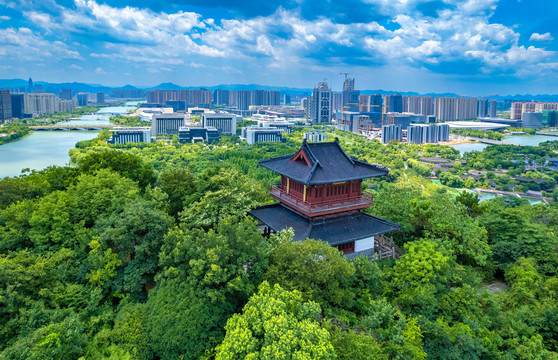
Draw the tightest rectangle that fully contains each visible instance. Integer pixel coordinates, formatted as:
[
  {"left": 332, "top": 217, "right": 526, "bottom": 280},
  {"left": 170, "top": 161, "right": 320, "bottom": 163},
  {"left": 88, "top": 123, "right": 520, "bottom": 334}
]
[
  {"left": 250, "top": 203, "right": 399, "bottom": 245},
  {"left": 258, "top": 138, "right": 388, "bottom": 185}
]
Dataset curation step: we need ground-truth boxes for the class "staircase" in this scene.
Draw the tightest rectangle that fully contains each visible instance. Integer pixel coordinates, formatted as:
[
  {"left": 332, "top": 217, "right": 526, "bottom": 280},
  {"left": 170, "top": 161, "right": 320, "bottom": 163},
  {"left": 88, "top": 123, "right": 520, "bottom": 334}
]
[{"left": 374, "top": 234, "right": 404, "bottom": 260}]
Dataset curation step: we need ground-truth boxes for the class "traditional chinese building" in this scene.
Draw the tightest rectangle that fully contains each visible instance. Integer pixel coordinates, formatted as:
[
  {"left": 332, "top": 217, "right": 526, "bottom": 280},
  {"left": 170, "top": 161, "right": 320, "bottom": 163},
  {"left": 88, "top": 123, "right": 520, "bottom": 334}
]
[{"left": 250, "top": 138, "right": 401, "bottom": 259}]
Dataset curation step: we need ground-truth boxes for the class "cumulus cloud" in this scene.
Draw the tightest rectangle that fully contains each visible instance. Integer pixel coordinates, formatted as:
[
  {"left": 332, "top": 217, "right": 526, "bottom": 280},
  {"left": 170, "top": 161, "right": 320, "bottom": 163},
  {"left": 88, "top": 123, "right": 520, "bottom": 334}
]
[
  {"left": 0, "top": 27, "right": 83, "bottom": 60},
  {"left": 95, "top": 67, "right": 106, "bottom": 74},
  {"left": 70, "top": 64, "right": 83, "bottom": 70},
  {"left": 530, "top": 32, "right": 553, "bottom": 42},
  {"left": 5, "top": 0, "right": 558, "bottom": 79},
  {"left": 0, "top": 15, "right": 11, "bottom": 21}
]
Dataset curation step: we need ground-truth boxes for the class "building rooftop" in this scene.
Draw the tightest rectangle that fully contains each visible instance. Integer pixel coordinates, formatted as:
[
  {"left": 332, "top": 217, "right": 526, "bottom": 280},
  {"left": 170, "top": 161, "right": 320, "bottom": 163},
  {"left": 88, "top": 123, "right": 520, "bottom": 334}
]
[
  {"left": 250, "top": 203, "right": 399, "bottom": 245},
  {"left": 443, "top": 121, "right": 510, "bottom": 130},
  {"left": 258, "top": 138, "right": 388, "bottom": 185}
]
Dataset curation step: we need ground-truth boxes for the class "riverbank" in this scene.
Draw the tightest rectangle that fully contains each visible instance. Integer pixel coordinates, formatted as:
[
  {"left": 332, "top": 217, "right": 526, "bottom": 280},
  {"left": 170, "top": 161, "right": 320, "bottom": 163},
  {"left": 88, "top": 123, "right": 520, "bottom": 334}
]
[
  {"left": 0, "top": 130, "right": 31, "bottom": 145},
  {"left": 0, "top": 102, "right": 140, "bottom": 178}
]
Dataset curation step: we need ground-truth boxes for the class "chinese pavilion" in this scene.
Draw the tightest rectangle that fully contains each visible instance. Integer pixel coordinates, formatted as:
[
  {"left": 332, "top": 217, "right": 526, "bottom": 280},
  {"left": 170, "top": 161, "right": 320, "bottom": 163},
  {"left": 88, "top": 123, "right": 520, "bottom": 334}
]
[{"left": 250, "top": 138, "right": 401, "bottom": 258}]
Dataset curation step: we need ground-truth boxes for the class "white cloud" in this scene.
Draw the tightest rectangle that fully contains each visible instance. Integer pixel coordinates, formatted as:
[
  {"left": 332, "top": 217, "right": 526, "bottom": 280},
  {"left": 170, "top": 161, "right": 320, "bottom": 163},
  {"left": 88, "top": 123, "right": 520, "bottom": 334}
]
[
  {"left": 0, "top": 27, "right": 83, "bottom": 60},
  {"left": 7, "top": 0, "right": 558, "bottom": 80},
  {"left": 0, "top": 15, "right": 11, "bottom": 21},
  {"left": 70, "top": 64, "right": 83, "bottom": 70},
  {"left": 530, "top": 32, "right": 553, "bottom": 42},
  {"left": 95, "top": 67, "right": 105, "bottom": 74}
]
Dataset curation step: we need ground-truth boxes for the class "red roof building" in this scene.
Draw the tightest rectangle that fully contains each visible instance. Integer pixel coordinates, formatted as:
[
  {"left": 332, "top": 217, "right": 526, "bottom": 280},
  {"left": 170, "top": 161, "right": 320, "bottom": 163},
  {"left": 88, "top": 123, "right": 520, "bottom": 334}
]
[{"left": 250, "top": 138, "right": 400, "bottom": 258}]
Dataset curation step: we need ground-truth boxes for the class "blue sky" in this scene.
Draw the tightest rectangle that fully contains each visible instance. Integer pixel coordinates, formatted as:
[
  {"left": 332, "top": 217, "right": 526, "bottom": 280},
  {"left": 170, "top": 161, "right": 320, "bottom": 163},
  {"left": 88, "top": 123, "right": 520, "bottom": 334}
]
[{"left": 1, "top": 0, "right": 557, "bottom": 95}]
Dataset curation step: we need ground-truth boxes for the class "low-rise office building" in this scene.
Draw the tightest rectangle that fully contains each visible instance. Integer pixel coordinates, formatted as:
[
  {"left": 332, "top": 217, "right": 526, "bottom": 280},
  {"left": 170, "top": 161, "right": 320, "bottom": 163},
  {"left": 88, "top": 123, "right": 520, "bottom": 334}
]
[
  {"left": 178, "top": 126, "right": 220, "bottom": 144},
  {"left": 202, "top": 113, "right": 237, "bottom": 135},
  {"left": 304, "top": 130, "right": 329, "bottom": 142},
  {"left": 241, "top": 126, "right": 286, "bottom": 145},
  {"left": 152, "top": 113, "right": 186, "bottom": 135},
  {"left": 256, "top": 120, "right": 293, "bottom": 133},
  {"left": 107, "top": 128, "right": 152, "bottom": 144}
]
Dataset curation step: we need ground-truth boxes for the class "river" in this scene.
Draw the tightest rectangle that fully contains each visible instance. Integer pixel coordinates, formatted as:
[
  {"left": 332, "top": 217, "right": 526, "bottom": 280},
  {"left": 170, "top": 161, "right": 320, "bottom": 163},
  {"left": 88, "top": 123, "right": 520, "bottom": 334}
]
[
  {"left": 0, "top": 102, "right": 140, "bottom": 179},
  {"left": 451, "top": 134, "right": 557, "bottom": 155}
]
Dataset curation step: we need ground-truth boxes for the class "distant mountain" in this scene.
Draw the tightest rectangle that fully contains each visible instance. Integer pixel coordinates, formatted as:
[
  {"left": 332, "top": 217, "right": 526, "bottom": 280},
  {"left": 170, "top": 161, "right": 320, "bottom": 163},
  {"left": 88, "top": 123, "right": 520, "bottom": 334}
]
[{"left": 2, "top": 78, "right": 558, "bottom": 101}]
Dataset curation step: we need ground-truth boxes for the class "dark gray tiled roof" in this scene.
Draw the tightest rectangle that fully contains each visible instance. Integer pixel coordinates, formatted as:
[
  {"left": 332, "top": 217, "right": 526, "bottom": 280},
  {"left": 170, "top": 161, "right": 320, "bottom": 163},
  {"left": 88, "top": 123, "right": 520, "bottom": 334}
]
[
  {"left": 258, "top": 139, "right": 388, "bottom": 185},
  {"left": 249, "top": 203, "right": 399, "bottom": 245}
]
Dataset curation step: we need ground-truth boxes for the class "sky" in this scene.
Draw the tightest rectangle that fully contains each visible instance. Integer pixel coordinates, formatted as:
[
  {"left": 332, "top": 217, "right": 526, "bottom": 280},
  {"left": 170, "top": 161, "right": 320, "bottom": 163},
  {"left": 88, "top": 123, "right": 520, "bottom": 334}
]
[{"left": 1, "top": 0, "right": 558, "bottom": 95}]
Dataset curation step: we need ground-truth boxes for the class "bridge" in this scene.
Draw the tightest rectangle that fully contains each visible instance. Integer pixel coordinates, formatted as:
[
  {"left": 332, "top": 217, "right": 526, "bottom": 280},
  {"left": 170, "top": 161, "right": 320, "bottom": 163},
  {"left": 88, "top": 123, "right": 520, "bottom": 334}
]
[
  {"left": 536, "top": 131, "right": 558, "bottom": 137},
  {"left": 468, "top": 137, "right": 525, "bottom": 146},
  {"left": 30, "top": 124, "right": 121, "bottom": 131}
]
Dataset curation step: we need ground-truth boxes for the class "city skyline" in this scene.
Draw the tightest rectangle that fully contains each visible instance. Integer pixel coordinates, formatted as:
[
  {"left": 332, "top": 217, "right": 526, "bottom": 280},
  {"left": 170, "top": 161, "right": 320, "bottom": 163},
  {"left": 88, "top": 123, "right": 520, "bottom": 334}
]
[{"left": 1, "top": 0, "right": 557, "bottom": 95}]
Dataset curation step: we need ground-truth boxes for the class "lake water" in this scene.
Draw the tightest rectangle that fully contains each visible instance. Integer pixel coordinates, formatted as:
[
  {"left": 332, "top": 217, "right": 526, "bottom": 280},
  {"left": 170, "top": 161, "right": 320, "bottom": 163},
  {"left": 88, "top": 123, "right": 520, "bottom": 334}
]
[
  {"left": 0, "top": 102, "right": 139, "bottom": 178},
  {"left": 478, "top": 192, "right": 542, "bottom": 205},
  {"left": 451, "top": 134, "right": 557, "bottom": 155}
]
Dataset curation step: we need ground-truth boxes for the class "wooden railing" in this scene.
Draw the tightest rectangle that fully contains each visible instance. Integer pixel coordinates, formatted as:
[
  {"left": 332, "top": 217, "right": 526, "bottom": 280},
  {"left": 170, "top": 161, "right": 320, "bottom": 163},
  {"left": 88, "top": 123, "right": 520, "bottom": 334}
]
[
  {"left": 374, "top": 234, "right": 404, "bottom": 260},
  {"left": 270, "top": 185, "right": 373, "bottom": 214}
]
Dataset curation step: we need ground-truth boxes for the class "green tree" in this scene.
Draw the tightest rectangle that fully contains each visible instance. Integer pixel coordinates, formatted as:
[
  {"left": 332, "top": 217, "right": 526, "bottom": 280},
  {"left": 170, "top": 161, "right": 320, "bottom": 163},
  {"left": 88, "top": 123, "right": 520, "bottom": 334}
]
[
  {"left": 159, "top": 167, "right": 196, "bottom": 218},
  {"left": 265, "top": 239, "right": 355, "bottom": 309},
  {"left": 147, "top": 217, "right": 270, "bottom": 359},
  {"left": 77, "top": 150, "right": 156, "bottom": 189},
  {"left": 214, "top": 281, "right": 336, "bottom": 360}
]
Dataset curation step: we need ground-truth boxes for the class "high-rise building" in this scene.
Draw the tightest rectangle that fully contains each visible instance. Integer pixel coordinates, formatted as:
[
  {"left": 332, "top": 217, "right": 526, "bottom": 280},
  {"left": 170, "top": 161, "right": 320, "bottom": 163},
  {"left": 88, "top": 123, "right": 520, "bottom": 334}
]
[
  {"left": 332, "top": 92, "right": 343, "bottom": 111},
  {"left": 0, "top": 90, "right": 12, "bottom": 123},
  {"left": 308, "top": 82, "right": 332, "bottom": 124},
  {"left": 522, "top": 102, "right": 536, "bottom": 115},
  {"left": 407, "top": 124, "right": 449, "bottom": 144},
  {"left": 284, "top": 94, "right": 291, "bottom": 105},
  {"left": 359, "top": 95, "right": 371, "bottom": 112},
  {"left": 434, "top": 97, "right": 457, "bottom": 122},
  {"left": 236, "top": 90, "right": 251, "bottom": 110},
  {"left": 488, "top": 100, "right": 497, "bottom": 118},
  {"left": 477, "top": 99, "right": 488, "bottom": 118},
  {"left": 510, "top": 102, "right": 524, "bottom": 120},
  {"left": 146, "top": 89, "right": 212, "bottom": 106},
  {"left": 77, "top": 93, "right": 88, "bottom": 106},
  {"left": 542, "top": 110, "right": 558, "bottom": 127},
  {"left": 250, "top": 90, "right": 280, "bottom": 106},
  {"left": 58, "top": 99, "right": 77, "bottom": 112},
  {"left": 251, "top": 90, "right": 266, "bottom": 106},
  {"left": 110, "top": 89, "right": 146, "bottom": 99},
  {"left": 27, "top": 78, "right": 33, "bottom": 93},
  {"left": 407, "top": 96, "right": 422, "bottom": 115},
  {"left": 457, "top": 97, "right": 477, "bottom": 120},
  {"left": 269, "top": 91, "right": 280, "bottom": 106},
  {"left": 24, "top": 93, "right": 57, "bottom": 115},
  {"left": 213, "top": 89, "right": 230, "bottom": 105},
  {"left": 152, "top": 114, "right": 186, "bottom": 135},
  {"left": 202, "top": 113, "right": 237, "bottom": 135},
  {"left": 522, "top": 112, "right": 543, "bottom": 129},
  {"left": 10, "top": 93, "right": 25, "bottom": 119},
  {"left": 402, "top": 95, "right": 409, "bottom": 113},
  {"left": 96, "top": 91, "right": 105, "bottom": 104},
  {"left": 385, "top": 113, "right": 412, "bottom": 129},
  {"left": 381, "top": 124, "right": 402, "bottom": 144},
  {"left": 389, "top": 93, "right": 403, "bottom": 113},
  {"left": 421, "top": 96, "right": 434, "bottom": 115},
  {"left": 342, "top": 77, "right": 360, "bottom": 112},
  {"left": 59, "top": 88, "right": 73, "bottom": 100}
]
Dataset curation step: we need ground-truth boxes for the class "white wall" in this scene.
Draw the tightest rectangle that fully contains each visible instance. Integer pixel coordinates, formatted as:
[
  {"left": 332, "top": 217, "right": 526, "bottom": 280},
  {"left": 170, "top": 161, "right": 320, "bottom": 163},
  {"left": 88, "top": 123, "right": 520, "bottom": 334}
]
[{"left": 355, "top": 236, "right": 374, "bottom": 252}]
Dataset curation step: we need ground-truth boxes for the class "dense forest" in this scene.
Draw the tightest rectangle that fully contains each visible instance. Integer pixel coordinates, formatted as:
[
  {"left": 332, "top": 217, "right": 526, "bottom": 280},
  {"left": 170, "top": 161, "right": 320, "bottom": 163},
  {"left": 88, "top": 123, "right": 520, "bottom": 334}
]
[{"left": 1, "top": 128, "right": 557, "bottom": 359}]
